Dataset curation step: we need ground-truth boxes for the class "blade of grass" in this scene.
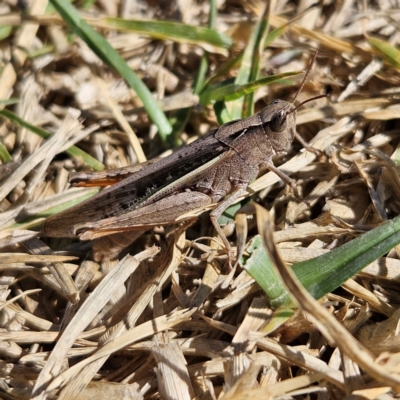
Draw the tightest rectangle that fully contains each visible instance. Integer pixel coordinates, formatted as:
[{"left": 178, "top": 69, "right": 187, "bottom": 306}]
[
  {"left": 101, "top": 18, "right": 232, "bottom": 54},
  {"left": 170, "top": 50, "right": 209, "bottom": 146},
  {"left": 7, "top": 189, "right": 99, "bottom": 231},
  {"left": 242, "top": 6, "right": 270, "bottom": 117},
  {"left": 0, "top": 25, "right": 12, "bottom": 41},
  {"left": 49, "top": 0, "right": 172, "bottom": 141},
  {"left": 213, "top": 100, "right": 231, "bottom": 125},
  {"left": 203, "top": 22, "right": 288, "bottom": 88},
  {"left": 0, "top": 188, "right": 99, "bottom": 231},
  {"left": 255, "top": 207, "right": 400, "bottom": 392},
  {"left": 0, "top": 142, "right": 12, "bottom": 163},
  {"left": 200, "top": 71, "right": 300, "bottom": 105},
  {"left": 228, "top": 4, "right": 270, "bottom": 120},
  {"left": 367, "top": 36, "right": 400, "bottom": 70},
  {"left": 0, "top": 109, "right": 104, "bottom": 171},
  {"left": 170, "top": 0, "right": 217, "bottom": 145},
  {"left": 244, "top": 236, "right": 296, "bottom": 309},
  {"left": 246, "top": 214, "right": 400, "bottom": 308},
  {"left": 0, "top": 98, "right": 20, "bottom": 107},
  {"left": 292, "top": 217, "right": 400, "bottom": 300}
]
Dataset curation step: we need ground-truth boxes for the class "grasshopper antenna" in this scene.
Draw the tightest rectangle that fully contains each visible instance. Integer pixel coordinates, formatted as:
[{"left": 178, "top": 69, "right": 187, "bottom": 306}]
[
  {"left": 291, "top": 51, "right": 318, "bottom": 105},
  {"left": 289, "top": 93, "right": 328, "bottom": 114},
  {"left": 287, "top": 51, "right": 328, "bottom": 115},
  {"left": 287, "top": 52, "right": 328, "bottom": 157}
]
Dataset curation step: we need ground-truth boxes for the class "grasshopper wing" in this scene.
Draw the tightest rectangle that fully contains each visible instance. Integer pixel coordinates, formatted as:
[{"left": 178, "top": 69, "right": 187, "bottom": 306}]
[{"left": 43, "top": 129, "right": 228, "bottom": 237}]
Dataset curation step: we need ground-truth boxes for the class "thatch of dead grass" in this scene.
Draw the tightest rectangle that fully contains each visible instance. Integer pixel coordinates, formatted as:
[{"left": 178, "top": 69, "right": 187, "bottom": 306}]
[{"left": 1, "top": 0, "right": 400, "bottom": 399}]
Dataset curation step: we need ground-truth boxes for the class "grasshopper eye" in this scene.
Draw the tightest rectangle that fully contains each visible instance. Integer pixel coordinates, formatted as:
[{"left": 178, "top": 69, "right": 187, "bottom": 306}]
[
  {"left": 270, "top": 110, "right": 287, "bottom": 132},
  {"left": 269, "top": 99, "right": 281, "bottom": 105}
]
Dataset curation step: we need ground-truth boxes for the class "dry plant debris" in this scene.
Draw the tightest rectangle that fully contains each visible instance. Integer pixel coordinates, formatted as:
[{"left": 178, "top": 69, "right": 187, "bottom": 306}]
[{"left": 1, "top": 0, "right": 400, "bottom": 399}]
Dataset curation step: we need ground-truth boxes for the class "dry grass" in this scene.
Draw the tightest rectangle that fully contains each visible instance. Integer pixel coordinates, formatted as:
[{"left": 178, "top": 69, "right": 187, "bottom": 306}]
[{"left": 1, "top": 0, "right": 400, "bottom": 399}]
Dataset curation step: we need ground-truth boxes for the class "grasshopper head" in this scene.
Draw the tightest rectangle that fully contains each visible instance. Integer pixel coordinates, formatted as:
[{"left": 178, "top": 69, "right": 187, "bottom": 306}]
[
  {"left": 259, "top": 54, "right": 326, "bottom": 157},
  {"left": 260, "top": 99, "right": 296, "bottom": 155}
]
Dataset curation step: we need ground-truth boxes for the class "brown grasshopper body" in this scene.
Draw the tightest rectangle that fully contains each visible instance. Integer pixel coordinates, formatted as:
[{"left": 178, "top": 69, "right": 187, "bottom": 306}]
[
  {"left": 43, "top": 100, "right": 299, "bottom": 253},
  {"left": 43, "top": 54, "right": 324, "bottom": 261}
]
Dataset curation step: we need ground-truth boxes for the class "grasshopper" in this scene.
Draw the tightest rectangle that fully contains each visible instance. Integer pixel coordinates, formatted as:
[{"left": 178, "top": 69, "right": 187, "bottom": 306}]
[{"left": 43, "top": 55, "right": 324, "bottom": 261}]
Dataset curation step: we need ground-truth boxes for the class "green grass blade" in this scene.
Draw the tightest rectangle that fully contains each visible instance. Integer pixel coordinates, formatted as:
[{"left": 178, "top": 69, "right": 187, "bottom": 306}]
[
  {"left": 264, "top": 24, "right": 288, "bottom": 48},
  {"left": 203, "top": 23, "right": 288, "bottom": 89},
  {"left": 0, "top": 142, "right": 12, "bottom": 163},
  {"left": 170, "top": 56, "right": 209, "bottom": 146},
  {"left": 170, "top": 0, "right": 217, "bottom": 145},
  {"left": 0, "top": 98, "right": 20, "bottom": 106},
  {"left": 244, "top": 236, "right": 296, "bottom": 309},
  {"left": 246, "top": 215, "right": 400, "bottom": 308},
  {"left": 49, "top": 0, "right": 172, "bottom": 141},
  {"left": 39, "top": 189, "right": 99, "bottom": 218},
  {"left": 200, "top": 71, "right": 300, "bottom": 104},
  {"left": 217, "top": 202, "right": 243, "bottom": 228},
  {"left": 293, "top": 216, "right": 400, "bottom": 299},
  {"left": 213, "top": 100, "right": 231, "bottom": 125},
  {"left": 242, "top": 9, "right": 270, "bottom": 117},
  {"left": 103, "top": 18, "right": 232, "bottom": 53},
  {"left": 208, "top": 0, "right": 217, "bottom": 29},
  {"left": 229, "top": 6, "right": 270, "bottom": 119},
  {"left": 28, "top": 45, "right": 55, "bottom": 59},
  {"left": 0, "top": 25, "right": 12, "bottom": 41},
  {"left": 368, "top": 36, "right": 400, "bottom": 69},
  {"left": 7, "top": 189, "right": 99, "bottom": 231},
  {"left": 203, "top": 54, "right": 243, "bottom": 88},
  {"left": 0, "top": 109, "right": 104, "bottom": 171}
]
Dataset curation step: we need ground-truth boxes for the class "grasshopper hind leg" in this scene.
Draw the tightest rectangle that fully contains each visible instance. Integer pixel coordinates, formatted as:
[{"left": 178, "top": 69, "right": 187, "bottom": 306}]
[{"left": 92, "top": 231, "right": 145, "bottom": 262}]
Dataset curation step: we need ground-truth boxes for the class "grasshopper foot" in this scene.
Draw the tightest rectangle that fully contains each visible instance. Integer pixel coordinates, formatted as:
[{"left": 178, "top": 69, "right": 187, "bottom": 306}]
[
  {"left": 226, "top": 247, "right": 235, "bottom": 270},
  {"left": 282, "top": 177, "right": 312, "bottom": 208},
  {"left": 294, "top": 132, "right": 324, "bottom": 158}
]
